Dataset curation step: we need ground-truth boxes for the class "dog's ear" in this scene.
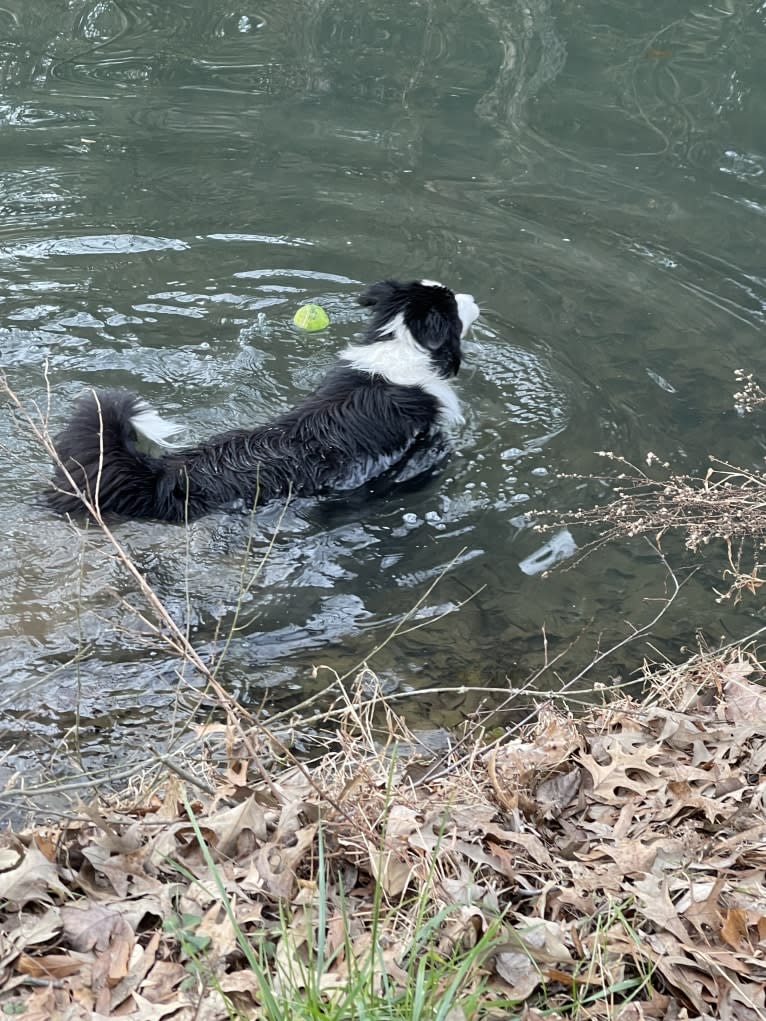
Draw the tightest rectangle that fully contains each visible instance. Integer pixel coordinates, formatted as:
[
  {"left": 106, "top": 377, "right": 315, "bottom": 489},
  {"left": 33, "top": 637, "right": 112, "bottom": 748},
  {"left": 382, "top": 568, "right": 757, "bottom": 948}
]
[
  {"left": 411, "top": 307, "right": 461, "bottom": 352},
  {"left": 358, "top": 279, "right": 402, "bottom": 308},
  {"left": 406, "top": 285, "right": 462, "bottom": 376}
]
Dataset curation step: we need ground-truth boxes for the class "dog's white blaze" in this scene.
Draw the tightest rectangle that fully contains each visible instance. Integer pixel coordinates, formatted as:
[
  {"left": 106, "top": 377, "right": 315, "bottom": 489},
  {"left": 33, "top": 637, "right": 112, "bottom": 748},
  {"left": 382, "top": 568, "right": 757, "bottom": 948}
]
[
  {"left": 130, "top": 403, "right": 183, "bottom": 447},
  {"left": 419, "top": 278, "right": 444, "bottom": 288},
  {"left": 341, "top": 314, "right": 464, "bottom": 427},
  {"left": 455, "top": 292, "right": 480, "bottom": 337}
]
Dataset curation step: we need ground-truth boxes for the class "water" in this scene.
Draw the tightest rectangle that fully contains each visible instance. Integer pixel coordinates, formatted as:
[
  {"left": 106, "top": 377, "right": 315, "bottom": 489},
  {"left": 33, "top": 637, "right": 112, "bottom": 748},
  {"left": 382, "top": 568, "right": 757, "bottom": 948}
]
[{"left": 2, "top": 0, "right": 766, "bottom": 792}]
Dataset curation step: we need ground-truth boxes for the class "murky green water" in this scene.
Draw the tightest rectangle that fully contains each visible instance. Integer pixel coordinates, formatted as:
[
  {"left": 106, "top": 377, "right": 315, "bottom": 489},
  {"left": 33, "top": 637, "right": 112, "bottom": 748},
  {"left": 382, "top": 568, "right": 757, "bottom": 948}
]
[{"left": 2, "top": 0, "right": 765, "bottom": 792}]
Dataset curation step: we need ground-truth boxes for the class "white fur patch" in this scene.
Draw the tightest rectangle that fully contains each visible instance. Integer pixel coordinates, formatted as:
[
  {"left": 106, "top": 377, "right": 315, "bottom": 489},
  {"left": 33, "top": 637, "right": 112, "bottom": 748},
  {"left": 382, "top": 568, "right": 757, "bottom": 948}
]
[
  {"left": 340, "top": 316, "right": 463, "bottom": 427},
  {"left": 378, "top": 311, "right": 406, "bottom": 339},
  {"left": 130, "top": 403, "right": 183, "bottom": 447},
  {"left": 455, "top": 292, "right": 479, "bottom": 337},
  {"left": 419, "top": 278, "right": 444, "bottom": 288}
]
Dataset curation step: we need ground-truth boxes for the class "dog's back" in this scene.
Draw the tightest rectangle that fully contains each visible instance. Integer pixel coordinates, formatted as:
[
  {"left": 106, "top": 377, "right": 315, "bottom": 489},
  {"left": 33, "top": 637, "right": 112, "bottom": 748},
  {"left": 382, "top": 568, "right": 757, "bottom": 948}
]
[{"left": 48, "top": 279, "right": 479, "bottom": 523}]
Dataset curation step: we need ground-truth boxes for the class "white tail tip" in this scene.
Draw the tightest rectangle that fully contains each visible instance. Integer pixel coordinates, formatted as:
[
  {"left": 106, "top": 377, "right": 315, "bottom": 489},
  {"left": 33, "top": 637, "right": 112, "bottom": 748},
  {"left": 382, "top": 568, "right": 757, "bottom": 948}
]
[{"left": 130, "top": 404, "right": 183, "bottom": 448}]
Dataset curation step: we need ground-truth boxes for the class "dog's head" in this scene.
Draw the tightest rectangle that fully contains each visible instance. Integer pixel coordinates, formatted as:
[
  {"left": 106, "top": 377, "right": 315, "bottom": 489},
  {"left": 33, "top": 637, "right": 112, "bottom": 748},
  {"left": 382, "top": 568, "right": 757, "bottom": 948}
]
[{"left": 358, "top": 279, "right": 479, "bottom": 378}]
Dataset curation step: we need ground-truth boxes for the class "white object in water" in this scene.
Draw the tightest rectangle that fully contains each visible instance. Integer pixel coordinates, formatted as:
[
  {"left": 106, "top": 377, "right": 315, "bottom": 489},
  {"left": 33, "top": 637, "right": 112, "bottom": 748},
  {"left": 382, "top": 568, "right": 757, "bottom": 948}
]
[{"left": 519, "top": 529, "right": 577, "bottom": 576}]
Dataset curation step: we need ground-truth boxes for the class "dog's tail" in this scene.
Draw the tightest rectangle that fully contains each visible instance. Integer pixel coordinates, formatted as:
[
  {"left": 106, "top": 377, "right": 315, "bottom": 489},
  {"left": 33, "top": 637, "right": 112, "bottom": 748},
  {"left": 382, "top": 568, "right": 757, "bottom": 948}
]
[{"left": 48, "top": 389, "right": 182, "bottom": 519}]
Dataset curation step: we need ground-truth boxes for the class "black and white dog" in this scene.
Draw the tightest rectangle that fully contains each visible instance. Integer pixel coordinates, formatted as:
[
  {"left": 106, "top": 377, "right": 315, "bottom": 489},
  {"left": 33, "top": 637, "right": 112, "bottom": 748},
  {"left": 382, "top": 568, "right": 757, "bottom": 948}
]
[{"left": 48, "top": 278, "right": 479, "bottom": 523}]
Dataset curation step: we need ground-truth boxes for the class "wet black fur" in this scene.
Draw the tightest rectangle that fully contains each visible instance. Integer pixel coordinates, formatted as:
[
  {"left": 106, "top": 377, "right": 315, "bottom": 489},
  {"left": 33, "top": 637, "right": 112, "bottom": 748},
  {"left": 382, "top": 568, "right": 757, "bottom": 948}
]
[{"left": 47, "top": 280, "right": 463, "bottom": 523}]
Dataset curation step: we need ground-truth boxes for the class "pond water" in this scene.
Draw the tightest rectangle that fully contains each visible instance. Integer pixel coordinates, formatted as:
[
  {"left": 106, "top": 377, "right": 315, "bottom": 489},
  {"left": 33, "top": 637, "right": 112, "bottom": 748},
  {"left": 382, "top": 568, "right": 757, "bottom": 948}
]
[{"left": 2, "top": 0, "right": 765, "bottom": 795}]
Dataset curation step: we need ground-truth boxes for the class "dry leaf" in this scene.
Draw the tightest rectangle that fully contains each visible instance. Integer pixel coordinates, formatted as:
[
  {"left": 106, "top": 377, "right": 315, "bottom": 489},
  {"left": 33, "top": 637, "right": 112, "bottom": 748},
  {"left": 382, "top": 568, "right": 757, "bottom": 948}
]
[
  {"left": 136, "top": 959, "right": 187, "bottom": 1004},
  {"left": 367, "top": 842, "right": 413, "bottom": 897},
  {"left": 17, "top": 951, "right": 92, "bottom": 979},
  {"left": 246, "top": 824, "right": 317, "bottom": 899},
  {"left": 632, "top": 874, "right": 688, "bottom": 941},
  {"left": 198, "top": 901, "right": 240, "bottom": 961},
  {"left": 679, "top": 878, "right": 725, "bottom": 939},
  {"left": 205, "top": 795, "right": 269, "bottom": 857},
  {"left": 580, "top": 739, "right": 664, "bottom": 803},
  {"left": 0, "top": 844, "right": 69, "bottom": 905},
  {"left": 62, "top": 903, "right": 134, "bottom": 953},
  {"left": 534, "top": 766, "right": 582, "bottom": 815},
  {"left": 644, "top": 932, "right": 718, "bottom": 1013},
  {"left": 516, "top": 919, "right": 572, "bottom": 963},
  {"left": 367, "top": 805, "right": 423, "bottom": 897},
  {"left": 128, "top": 991, "right": 187, "bottom": 1018},
  {"left": 219, "top": 968, "right": 264, "bottom": 998},
  {"left": 107, "top": 930, "right": 161, "bottom": 1011},
  {"left": 0, "top": 905, "right": 62, "bottom": 970},
  {"left": 720, "top": 906, "right": 748, "bottom": 950},
  {"left": 0, "top": 846, "right": 22, "bottom": 870},
  {"left": 494, "top": 951, "right": 542, "bottom": 998},
  {"left": 579, "top": 838, "right": 658, "bottom": 875},
  {"left": 722, "top": 664, "right": 766, "bottom": 724}
]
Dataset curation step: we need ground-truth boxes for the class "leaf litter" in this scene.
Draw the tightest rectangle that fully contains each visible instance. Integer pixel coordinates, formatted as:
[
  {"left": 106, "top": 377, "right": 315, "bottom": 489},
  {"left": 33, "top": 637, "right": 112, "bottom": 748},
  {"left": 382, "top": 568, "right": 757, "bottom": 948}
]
[{"left": 2, "top": 656, "right": 766, "bottom": 1019}]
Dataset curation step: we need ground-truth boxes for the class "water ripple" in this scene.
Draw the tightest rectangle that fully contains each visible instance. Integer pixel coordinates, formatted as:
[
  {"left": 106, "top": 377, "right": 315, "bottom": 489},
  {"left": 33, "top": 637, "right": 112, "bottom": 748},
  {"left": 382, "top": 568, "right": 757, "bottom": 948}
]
[{"left": 2, "top": 233, "right": 189, "bottom": 259}]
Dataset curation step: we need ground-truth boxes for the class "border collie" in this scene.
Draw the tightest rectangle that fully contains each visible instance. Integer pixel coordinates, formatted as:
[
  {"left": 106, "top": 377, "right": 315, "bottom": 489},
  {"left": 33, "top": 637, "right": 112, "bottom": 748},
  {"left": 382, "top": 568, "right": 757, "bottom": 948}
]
[{"left": 48, "top": 278, "right": 479, "bottom": 523}]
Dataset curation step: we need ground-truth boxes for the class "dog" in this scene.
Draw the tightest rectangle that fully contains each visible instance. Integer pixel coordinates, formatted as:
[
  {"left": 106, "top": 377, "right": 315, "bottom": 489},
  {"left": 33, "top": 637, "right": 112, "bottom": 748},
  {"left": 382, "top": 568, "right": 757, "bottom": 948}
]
[{"left": 47, "top": 278, "right": 479, "bottom": 523}]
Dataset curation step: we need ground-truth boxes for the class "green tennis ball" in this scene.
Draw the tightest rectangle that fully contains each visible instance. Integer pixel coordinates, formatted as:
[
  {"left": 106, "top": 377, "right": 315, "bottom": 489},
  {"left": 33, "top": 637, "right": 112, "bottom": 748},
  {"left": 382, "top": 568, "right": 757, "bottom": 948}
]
[{"left": 293, "top": 303, "right": 330, "bottom": 331}]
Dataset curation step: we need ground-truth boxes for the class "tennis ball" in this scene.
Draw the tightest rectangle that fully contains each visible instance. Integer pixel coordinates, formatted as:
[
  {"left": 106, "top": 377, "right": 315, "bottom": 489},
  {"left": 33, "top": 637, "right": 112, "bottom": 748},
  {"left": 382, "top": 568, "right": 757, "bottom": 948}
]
[{"left": 293, "top": 303, "right": 330, "bottom": 331}]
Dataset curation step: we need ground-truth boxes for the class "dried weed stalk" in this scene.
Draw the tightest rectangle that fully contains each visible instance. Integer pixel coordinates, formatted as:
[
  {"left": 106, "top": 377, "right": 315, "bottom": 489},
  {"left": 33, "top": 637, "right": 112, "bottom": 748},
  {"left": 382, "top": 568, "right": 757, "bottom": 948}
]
[
  {"left": 544, "top": 451, "right": 766, "bottom": 601},
  {"left": 734, "top": 368, "right": 766, "bottom": 414},
  {"left": 538, "top": 372, "right": 766, "bottom": 601}
]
